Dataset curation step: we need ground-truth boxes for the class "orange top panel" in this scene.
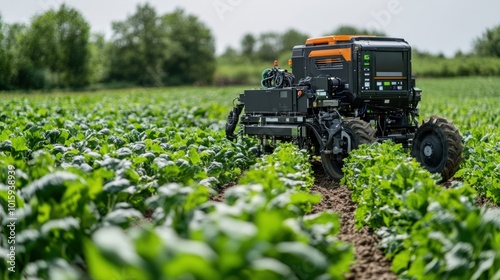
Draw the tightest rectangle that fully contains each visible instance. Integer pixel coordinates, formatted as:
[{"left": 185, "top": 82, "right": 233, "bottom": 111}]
[
  {"left": 308, "top": 48, "right": 352, "bottom": 61},
  {"left": 305, "top": 35, "right": 374, "bottom": 46}
]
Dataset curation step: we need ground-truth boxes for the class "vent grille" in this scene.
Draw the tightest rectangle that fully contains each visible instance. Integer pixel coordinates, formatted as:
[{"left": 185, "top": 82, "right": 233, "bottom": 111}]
[{"left": 315, "top": 58, "right": 343, "bottom": 70}]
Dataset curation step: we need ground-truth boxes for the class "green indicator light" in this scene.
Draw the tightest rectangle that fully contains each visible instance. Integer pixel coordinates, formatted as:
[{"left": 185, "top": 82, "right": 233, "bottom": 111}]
[
  {"left": 384, "top": 81, "right": 391, "bottom": 86},
  {"left": 364, "top": 62, "right": 370, "bottom": 66},
  {"left": 364, "top": 54, "right": 370, "bottom": 60}
]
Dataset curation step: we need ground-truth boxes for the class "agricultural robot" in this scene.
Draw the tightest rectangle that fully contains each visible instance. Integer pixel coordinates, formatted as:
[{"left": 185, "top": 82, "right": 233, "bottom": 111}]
[{"left": 225, "top": 35, "right": 463, "bottom": 181}]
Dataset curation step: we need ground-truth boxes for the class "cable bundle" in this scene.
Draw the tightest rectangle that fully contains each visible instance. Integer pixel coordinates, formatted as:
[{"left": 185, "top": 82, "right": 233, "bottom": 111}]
[{"left": 261, "top": 67, "right": 294, "bottom": 88}]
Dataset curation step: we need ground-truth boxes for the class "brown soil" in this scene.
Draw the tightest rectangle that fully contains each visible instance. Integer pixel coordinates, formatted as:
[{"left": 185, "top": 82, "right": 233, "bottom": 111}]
[
  {"left": 310, "top": 161, "right": 397, "bottom": 280},
  {"left": 477, "top": 195, "right": 499, "bottom": 209},
  {"left": 210, "top": 181, "right": 237, "bottom": 202}
]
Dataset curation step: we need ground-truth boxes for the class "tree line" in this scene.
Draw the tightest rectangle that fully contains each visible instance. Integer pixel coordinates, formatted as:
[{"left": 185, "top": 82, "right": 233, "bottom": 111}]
[
  {"left": 224, "top": 24, "right": 500, "bottom": 63},
  {"left": 221, "top": 26, "right": 385, "bottom": 62},
  {"left": 1, "top": 3, "right": 500, "bottom": 91},
  {"left": 0, "top": 4, "right": 215, "bottom": 90}
]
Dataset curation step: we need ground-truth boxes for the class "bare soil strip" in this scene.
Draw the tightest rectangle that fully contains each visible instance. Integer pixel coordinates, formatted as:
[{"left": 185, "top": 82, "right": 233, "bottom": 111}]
[
  {"left": 210, "top": 181, "right": 237, "bottom": 202},
  {"left": 476, "top": 196, "right": 499, "bottom": 209},
  {"left": 310, "top": 162, "right": 397, "bottom": 280}
]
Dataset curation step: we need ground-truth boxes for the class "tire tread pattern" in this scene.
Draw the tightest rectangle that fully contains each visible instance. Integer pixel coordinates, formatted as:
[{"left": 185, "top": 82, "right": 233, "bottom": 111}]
[
  {"left": 322, "top": 118, "right": 376, "bottom": 182},
  {"left": 413, "top": 116, "right": 463, "bottom": 181}
]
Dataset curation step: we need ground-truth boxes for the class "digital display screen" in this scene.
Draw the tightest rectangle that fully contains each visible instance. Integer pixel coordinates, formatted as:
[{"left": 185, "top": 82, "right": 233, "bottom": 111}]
[{"left": 375, "top": 52, "right": 404, "bottom": 77}]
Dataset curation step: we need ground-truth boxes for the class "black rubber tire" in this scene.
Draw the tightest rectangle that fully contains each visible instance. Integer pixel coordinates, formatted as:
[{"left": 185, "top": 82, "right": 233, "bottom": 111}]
[
  {"left": 321, "top": 118, "right": 376, "bottom": 181},
  {"left": 225, "top": 109, "right": 238, "bottom": 141},
  {"left": 411, "top": 116, "right": 463, "bottom": 181}
]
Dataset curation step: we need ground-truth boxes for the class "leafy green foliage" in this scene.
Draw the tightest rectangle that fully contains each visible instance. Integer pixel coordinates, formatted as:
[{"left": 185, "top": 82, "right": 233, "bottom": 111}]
[
  {"left": 413, "top": 54, "right": 500, "bottom": 77},
  {"left": 161, "top": 9, "right": 216, "bottom": 85},
  {"left": 326, "top": 25, "right": 386, "bottom": 36},
  {"left": 108, "top": 4, "right": 215, "bottom": 86},
  {"left": 459, "top": 133, "right": 500, "bottom": 204},
  {"left": 1, "top": 4, "right": 216, "bottom": 90},
  {"left": 0, "top": 88, "right": 256, "bottom": 278},
  {"left": 109, "top": 3, "right": 166, "bottom": 86},
  {"left": 474, "top": 23, "right": 500, "bottom": 57},
  {"left": 18, "top": 4, "right": 92, "bottom": 89},
  {"left": 0, "top": 17, "right": 23, "bottom": 90},
  {"left": 84, "top": 143, "right": 352, "bottom": 280},
  {"left": 0, "top": 88, "right": 353, "bottom": 279},
  {"left": 343, "top": 142, "right": 500, "bottom": 279}
]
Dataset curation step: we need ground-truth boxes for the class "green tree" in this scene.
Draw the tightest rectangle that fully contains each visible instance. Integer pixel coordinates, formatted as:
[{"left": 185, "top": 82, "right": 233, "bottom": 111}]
[
  {"left": 88, "top": 33, "right": 109, "bottom": 84},
  {"left": 241, "top": 33, "right": 256, "bottom": 57},
  {"left": 234, "top": 29, "right": 307, "bottom": 62},
  {"left": 109, "top": 5, "right": 215, "bottom": 86},
  {"left": 281, "top": 29, "right": 309, "bottom": 53},
  {"left": 327, "top": 25, "right": 386, "bottom": 36},
  {"left": 58, "top": 7, "right": 92, "bottom": 88},
  {"left": 256, "top": 32, "right": 282, "bottom": 62},
  {"left": 0, "top": 16, "right": 12, "bottom": 90},
  {"left": 108, "top": 3, "right": 166, "bottom": 85},
  {"left": 19, "top": 4, "right": 91, "bottom": 89},
  {"left": 475, "top": 24, "right": 500, "bottom": 57},
  {"left": 221, "top": 46, "right": 238, "bottom": 58},
  {"left": 161, "top": 9, "right": 216, "bottom": 85},
  {"left": 0, "top": 18, "right": 27, "bottom": 90}
]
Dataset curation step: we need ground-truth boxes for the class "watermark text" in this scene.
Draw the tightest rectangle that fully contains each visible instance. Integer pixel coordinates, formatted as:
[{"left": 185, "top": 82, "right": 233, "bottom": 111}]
[
  {"left": 366, "top": 0, "right": 405, "bottom": 31},
  {"left": 213, "top": 0, "right": 245, "bottom": 21},
  {"left": 6, "top": 165, "right": 17, "bottom": 273}
]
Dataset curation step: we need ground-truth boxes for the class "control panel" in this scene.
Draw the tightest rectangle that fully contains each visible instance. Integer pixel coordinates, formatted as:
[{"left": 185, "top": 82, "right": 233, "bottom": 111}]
[{"left": 360, "top": 51, "right": 408, "bottom": 92}]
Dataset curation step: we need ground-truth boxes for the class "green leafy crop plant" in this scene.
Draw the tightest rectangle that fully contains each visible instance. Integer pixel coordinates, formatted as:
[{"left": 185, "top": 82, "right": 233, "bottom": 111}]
[{"left": 343, "top": 141, "right": 500, "bottom": 280}]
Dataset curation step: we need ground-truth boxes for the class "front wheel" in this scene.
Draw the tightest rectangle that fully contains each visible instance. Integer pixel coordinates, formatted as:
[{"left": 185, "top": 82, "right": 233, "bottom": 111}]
[
  {"left": 411, "top": 116, "right": 463, "bottom": 181},
  {"left": 321, "top": 118, "right": 376, "bottom": 181}
]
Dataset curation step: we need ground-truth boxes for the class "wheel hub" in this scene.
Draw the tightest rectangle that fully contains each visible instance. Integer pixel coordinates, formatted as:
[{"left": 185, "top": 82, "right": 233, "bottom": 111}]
[
  {"left": 423, "top": 143, "right": 434, "bottom": 157},
  {"left": 419, "top": 134, "right": 444, "bottom": 168}
]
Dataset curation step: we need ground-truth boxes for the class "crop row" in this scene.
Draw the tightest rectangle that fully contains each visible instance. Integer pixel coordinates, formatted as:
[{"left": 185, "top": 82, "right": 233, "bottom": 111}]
[
  {"left": 1, "top": 142, "right": 353, "bottom": 279},
  {"left": 86, "top": 143, "right": 353, "bottom": 280},
  {"left": 0, "top": 94, "right": 257, "bottom": 278},
  {"left": 343, "top": 142, "right": 500, "bottom": 280}
]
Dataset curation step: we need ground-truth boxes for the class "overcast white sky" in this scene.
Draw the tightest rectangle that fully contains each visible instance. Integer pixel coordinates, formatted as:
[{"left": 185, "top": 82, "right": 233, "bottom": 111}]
[{"left": 2, "top": 0, "right": 499, "bottom": 56}]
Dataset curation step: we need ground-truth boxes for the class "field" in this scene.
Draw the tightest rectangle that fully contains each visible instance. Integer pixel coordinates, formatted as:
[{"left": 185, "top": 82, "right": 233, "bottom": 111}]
[{"left": 0, "top": 77, "right": 499, "bottom": 279}]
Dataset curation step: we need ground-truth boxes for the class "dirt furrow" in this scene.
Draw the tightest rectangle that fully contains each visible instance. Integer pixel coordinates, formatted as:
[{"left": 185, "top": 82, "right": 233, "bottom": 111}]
[
  {"left": 310, "top": 162, "right": 397, "bottom": 280},
  {"left": 210, "top": 181, "right": 237, "bottom": 202}
]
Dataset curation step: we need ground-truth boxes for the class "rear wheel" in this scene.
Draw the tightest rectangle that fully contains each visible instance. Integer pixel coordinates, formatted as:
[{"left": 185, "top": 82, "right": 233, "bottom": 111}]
[
  {"left": 321, "top": 118, "right": 376, "bottom": 181},
  {"left": 411, "top": 116, "right": 463, "bottom": 181}
]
